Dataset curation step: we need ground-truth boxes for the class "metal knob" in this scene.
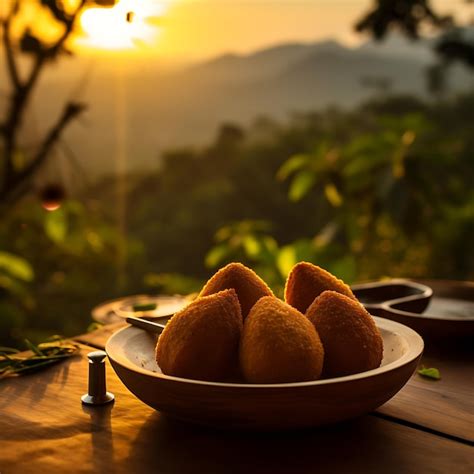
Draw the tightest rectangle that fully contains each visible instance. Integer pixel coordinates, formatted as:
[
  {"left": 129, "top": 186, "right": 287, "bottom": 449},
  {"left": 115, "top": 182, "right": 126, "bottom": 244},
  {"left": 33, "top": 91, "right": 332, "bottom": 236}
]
[{"left": 81, "top": 350, "right": 115, "bottom": 405}]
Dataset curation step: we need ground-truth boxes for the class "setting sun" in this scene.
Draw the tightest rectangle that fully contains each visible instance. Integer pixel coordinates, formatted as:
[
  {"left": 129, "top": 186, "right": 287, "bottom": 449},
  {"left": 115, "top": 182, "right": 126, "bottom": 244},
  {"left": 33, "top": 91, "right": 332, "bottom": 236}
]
[{"left": 78, "top": 0, "right": 166, "bottom": 50}]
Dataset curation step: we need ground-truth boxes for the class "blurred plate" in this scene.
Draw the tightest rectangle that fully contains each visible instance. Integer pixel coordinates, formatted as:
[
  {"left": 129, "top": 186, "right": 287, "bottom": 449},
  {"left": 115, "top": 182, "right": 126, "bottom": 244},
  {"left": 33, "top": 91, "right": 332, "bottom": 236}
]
[{"left": 92, "top": 294, "right": 191, "bottom": 325}]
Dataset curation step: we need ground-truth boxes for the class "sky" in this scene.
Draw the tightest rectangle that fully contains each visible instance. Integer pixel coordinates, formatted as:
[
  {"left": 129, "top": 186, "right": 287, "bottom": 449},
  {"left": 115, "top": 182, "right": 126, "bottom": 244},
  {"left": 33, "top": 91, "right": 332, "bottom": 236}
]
[
  {"left": 1, "top": 0, "right": 472, "bottom": 62},
  {"left": 73, "top": 0, "right": 473, "bottom": 60}
]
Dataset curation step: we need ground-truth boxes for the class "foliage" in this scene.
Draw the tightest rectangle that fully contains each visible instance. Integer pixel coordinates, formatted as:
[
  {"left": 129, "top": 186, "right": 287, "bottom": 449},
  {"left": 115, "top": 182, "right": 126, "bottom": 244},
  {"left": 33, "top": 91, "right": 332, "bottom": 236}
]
[
  {"left": 0, "top": 336, "right": 79, "bottom": 378},
  {"left": 1, "top": 93, "right": 473, "bottom": 347},
  {"left": 143, "top": 273, "right": 203, "bottom": 296},
  {"left": 204, "top": 94, "right": 473, "bottom": 289},
  {"left": 0, "top": 196, "right": 142, "bottom": 346},
  {"left": 417, "top": 366, "right": 441, "bottom": 380},
  {"left": 355, "top": 0, "right": 474, "bottom": 93},
  {"left": 355, "top": 0, "right": 453, "bottom": 40}
]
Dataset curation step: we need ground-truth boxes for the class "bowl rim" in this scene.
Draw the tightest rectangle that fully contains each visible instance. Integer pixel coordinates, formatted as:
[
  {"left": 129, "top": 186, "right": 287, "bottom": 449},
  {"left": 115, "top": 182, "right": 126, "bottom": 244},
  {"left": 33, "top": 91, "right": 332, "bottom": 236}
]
[
  {"left": 106, "top": 316, "right": 424, "bottom": 389},
  {"left": 352, "top": 278, "right": 433, "bottom": 308}
]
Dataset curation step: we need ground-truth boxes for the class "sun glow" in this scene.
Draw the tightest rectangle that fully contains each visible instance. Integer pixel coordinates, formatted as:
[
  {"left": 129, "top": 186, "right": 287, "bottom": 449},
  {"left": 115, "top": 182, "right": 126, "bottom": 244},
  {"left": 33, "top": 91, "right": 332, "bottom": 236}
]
[{"left": 78, "top": 0, "right": 166, "bottom": 51}]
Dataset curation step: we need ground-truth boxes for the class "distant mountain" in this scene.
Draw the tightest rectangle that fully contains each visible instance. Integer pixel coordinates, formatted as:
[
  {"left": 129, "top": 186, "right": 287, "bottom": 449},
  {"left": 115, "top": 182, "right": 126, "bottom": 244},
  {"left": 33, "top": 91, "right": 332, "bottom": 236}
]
[
  {"left": 357, "top": 34, "right": 434, "bottom": 61},
  {"left": 185, "top": 40, "right": 346, "bottom": 83},
  {"left": 7, "top": 35, "right": 473, "bottom": 175}
]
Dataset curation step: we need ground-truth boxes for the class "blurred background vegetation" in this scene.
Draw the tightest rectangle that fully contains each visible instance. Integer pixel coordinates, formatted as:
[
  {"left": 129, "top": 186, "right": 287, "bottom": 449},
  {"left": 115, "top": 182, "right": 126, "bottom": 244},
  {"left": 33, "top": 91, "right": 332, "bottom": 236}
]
[
  {"left": 1, "top": 0, "right": 473, "bottom": 347},
  {"left": 2, "top": 93, "right": 473, "bottom": 346}
]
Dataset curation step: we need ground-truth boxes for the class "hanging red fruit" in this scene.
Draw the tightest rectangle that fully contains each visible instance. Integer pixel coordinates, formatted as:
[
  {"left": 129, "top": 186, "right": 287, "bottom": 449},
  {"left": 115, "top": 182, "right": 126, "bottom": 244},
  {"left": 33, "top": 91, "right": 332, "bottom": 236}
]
[{"left": 39, "top": 184, "right": 66, "bottom": 212}]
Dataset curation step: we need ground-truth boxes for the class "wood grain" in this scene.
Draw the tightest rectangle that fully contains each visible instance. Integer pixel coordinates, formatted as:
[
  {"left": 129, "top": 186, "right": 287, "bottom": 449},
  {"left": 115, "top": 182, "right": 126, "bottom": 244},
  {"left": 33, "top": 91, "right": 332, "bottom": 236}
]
[
  {"left": 74, "top": 323, "right": 474, "bottom": 442},
  {"left": 377, "top": 344, "right": 474, "bottom": 442},
  {"left": 74, "top": 322, "right": 126, "bottom": 348},
  {"left": 0, "top": 345, "right": 472, "bottom": 474}
]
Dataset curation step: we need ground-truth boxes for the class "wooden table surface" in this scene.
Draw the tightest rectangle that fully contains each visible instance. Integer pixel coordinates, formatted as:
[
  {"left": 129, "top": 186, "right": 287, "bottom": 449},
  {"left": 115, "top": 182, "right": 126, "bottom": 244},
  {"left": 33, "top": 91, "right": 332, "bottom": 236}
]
[{"left": 1, "top": 326, "right": 473, "bottom": 473}]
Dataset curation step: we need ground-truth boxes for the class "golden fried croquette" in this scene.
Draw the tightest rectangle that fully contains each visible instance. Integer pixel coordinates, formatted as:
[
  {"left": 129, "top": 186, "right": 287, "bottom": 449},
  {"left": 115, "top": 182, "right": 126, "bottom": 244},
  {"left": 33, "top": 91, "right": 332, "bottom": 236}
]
[
  {"left": 199, "top": 262, "right": 273, "bottom": 319},
  {"left": 156, "top": 289, "right": 242, "bottom": 381},
  {"left": 240, "top": 296, "right": 324, "bottom": 383},
  {"left": 306, "top": 290, "right": 383, "bottom": 378},
  {"left": 285, "top": 261, "right": 356, "bottom": 314}
]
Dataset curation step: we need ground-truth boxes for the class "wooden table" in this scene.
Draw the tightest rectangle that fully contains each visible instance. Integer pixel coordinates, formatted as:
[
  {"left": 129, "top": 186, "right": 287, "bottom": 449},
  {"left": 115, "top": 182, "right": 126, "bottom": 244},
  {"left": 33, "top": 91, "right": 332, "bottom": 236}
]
[{"left": 1, "top": 325, "right": 473, "bottom": 474}]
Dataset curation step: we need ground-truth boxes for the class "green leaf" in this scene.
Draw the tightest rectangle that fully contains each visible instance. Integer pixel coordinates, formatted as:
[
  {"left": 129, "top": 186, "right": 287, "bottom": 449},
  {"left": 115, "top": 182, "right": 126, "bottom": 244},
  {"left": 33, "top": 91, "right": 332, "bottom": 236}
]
[
  {"left": 243, "top": 235, "right": 261, "bottom": 258},
  {"left": 276, "top": 154, "right": 308, "bottom": 181},
  {"left": 417, "top": 366, "right": 441, "bottom": 380},
  {"left": 327, "top": 255, "right": 357, "bottom": 283},
  {"left": 288, "top": 170, "right": 316, "bottom": 202},
  {"left": 261, "top": 236, "right": 278, "bottom": 254},
  {"left": 132, "top": 303, "right": 157, "bottom": 312},
  {"left": 0, "top": 251, "right": 34, "bottom": 282},
  {"left": 45, "top": 208, "right": 67, "bottom": 243},
  {"left": 87, "top": 322, "right": 104, "bottom": 332},
  {"left": 143, "top": 272, "right": 203, "bottom": 295},
  {"left": 24, "top": 339, "right": 44, "bottom": 356},
  {"left": 0, "top": 339, "right": 80, "bottom": 379},
  {"left": 205, "top": 244, "right": 229, "bottom": 268},
  {"left": 324, "top": 183, "right": 343, "bottom": 207},
  {"left": 276, "top": 245, "right": 297, "bottom": 279},
  {"left": 0, "top": 347, "right": 20, "bottom": 354}
]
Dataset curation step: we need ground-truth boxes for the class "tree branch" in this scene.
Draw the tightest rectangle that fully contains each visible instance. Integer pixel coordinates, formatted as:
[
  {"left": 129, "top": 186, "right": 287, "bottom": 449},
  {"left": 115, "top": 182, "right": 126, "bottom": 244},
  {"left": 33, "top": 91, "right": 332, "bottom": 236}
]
[
  {"left": 1, "top": 0, "right": 21, "bottom": 89},
  {"left": 24, "top": 0, "right": 87, "bottom": 104},
  {"left": 0, "top": 102, "right": 87, "bottom": 206},
  {"left": 0, "top": 0, "right": 87, "bottom": 206}
]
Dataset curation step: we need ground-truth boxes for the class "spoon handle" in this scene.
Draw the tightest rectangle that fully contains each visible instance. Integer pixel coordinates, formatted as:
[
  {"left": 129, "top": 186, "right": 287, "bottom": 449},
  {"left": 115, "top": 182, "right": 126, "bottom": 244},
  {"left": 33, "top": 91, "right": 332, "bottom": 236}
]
[{"left": 125, "top": 316, "right": 166, "bottom": 334}]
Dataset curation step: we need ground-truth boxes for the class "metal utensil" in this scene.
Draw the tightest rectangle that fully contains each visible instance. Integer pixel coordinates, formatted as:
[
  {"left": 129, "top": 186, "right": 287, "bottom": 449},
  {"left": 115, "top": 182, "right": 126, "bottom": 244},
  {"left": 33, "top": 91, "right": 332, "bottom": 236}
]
[{"left": 125, "top": 316, "right": 166, "bottom": 335}]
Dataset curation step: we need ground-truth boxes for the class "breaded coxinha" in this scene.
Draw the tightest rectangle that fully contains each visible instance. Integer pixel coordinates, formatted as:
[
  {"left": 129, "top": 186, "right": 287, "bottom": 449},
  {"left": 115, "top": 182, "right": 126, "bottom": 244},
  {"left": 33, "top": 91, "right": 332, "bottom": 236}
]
[
  {"left": 285, "top": 261, "right": 356, "bottom": 314},
  {"left": 307, "top": 291, "right": 383, "bottom": 378},
  {"left": 156, "top": 289, "right": 243, "bottom": 381},
  {"left": 240, "top": 296, "right": 324, "bottom": 383},
  {"left": 199, "top": 262, "right": 274, "bottom": 319}
]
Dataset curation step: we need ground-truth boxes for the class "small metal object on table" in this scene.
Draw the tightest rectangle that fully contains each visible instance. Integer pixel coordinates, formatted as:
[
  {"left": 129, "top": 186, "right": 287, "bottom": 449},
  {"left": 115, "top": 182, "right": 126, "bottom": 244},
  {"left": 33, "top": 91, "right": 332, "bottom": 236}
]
[{"left": 81, "top": 350, "right": 115, "bottom": 406}]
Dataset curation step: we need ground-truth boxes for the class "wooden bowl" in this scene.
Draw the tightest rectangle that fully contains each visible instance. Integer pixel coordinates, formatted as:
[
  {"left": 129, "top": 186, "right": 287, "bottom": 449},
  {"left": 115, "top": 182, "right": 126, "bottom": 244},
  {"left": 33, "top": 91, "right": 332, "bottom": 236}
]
[{"left": 106, "top": 317, "right": 423, "bottom": 430}]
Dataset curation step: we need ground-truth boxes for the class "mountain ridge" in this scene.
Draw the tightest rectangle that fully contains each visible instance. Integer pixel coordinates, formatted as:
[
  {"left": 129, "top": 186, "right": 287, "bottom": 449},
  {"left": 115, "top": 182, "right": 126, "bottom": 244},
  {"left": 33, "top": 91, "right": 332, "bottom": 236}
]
[{"left": 4, "top": 35, "right": 471, "bottom": 175}]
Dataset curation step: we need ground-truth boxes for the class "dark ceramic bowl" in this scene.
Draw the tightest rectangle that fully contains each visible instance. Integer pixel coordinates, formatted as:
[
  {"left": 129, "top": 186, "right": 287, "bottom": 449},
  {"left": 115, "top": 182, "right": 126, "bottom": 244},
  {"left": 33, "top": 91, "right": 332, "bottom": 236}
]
[{"left": 352, "top": 279, "right": 474, "bottom": 339}]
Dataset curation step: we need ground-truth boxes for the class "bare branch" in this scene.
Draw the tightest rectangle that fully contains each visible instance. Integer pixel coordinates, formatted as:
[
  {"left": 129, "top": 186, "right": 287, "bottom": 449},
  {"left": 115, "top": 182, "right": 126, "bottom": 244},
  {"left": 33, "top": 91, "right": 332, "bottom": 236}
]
[
  {"left": 29, "top": 102, "right": 87, "bottom": 178},
  {"left": 0, "top": 102, "right": 87, "bottom": 206},
  {"left": 58, "top": 138, "right": 90, "bottom": 185},
  {"left": 24, "top": 0, "right": 87, "bottom": 97},
  {"left": 1, "top": 0, "right": 21, "bottom": 90},
  {"left": 0, "top": 0, "right": 88, "bottom": 206}
]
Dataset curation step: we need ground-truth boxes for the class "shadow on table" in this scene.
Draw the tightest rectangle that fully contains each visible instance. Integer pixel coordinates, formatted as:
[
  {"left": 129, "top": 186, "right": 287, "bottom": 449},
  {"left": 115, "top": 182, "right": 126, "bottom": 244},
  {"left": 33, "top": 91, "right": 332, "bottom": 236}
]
[
  {"left": 123, "top": 412, "right": 414, "bottom": 474},
  {"left": 82, "top": 402, "right": 116, "bottom": 472},
  {"left": 0, "top": 353, "right": 79, "bottom": 412}
]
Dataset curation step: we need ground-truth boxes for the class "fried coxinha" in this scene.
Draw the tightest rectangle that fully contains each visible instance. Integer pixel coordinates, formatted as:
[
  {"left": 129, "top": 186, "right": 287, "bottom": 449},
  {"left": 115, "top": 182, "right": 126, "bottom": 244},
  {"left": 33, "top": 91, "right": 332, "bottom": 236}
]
[
  {"left": 156, "top": 289, "right": 242, "bottom": 381},
  {"left": 155, "top": 262, "right": 383, "bottom": 383},
  {"left": 285, "top": 261, "right": 356, "bottom": 314},
  {"left": 306, "top": 291, "right": 383, "bottom": 378},
  {"left": 240, "top": 296, "right": 324, "bottom": 383},
  {"left": 199, "top": 262, "right": 273, "bottom": 319}
]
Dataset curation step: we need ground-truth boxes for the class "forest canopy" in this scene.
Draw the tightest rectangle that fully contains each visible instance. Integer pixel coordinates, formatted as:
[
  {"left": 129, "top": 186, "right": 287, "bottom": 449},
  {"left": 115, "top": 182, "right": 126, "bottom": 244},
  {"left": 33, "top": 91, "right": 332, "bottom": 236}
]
[{"left": 1, "top": 92, "right": 473, "bottom": 346}]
